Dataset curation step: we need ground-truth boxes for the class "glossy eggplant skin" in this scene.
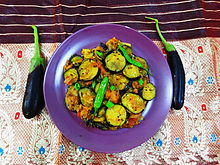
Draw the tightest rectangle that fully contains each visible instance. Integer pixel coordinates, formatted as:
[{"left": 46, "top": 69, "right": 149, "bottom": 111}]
[
  {"left": 22, "top": 64, "right": 45, "bottom": 119},
  {"left": 166, "top": 50, "right": 185, "bottom": 110}
]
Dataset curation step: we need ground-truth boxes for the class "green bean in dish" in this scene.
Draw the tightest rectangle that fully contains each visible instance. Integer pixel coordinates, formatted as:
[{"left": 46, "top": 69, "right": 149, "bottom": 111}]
[{"left": 63, "top": 37, "right": 156, "bottom": 130}]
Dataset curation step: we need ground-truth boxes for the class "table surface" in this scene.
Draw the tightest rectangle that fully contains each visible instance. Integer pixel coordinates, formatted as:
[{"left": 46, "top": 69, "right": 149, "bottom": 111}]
[{"left": 0, "top": 0, "right": 219, "bottom": 164}]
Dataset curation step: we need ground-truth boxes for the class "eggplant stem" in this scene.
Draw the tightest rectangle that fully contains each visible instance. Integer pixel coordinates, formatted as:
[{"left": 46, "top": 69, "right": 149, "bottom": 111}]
[
  {"left": 145, "top": 17, "right": 175, "bottom": 52},
  {"left": 29, "top": 25, "right": 45, "bottom": 73},
  {"left": 32, "top": 25, "right": 41, "bottom": 58}
]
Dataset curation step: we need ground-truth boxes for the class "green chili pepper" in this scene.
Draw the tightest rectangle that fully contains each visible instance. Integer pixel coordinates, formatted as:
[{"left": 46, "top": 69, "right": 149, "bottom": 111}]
[
  {"left": 138, "top": 79, "right": 144, "bottom": 85},
  {"left": 74, "top": 83, "right": 80, "bottom": 90},
  {"left": 92, "top": 81, "right": 96, "bottom": 89},
  {"left": 93, "top": 77, "right": 109, "bottom": 115},
  {"left": 96, "top": 51, "right": 103, "bottom": 57},
  {"left": 105, "top": 100, "right": 115, "bottom": 108},
  {"left": 110, "top": 85, "right": 116, "bottom": 91},
  {"left": 118, "top": 45, "right": 152, "bottom": 75}
]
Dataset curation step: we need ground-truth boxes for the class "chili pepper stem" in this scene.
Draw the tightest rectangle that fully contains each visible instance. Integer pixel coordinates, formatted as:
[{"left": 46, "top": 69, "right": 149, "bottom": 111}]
[{"left": 145, "top": 17, "right": 175, "bottom": 52}]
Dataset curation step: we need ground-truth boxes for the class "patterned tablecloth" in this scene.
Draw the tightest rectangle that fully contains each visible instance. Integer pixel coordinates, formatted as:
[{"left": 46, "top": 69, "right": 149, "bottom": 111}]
[{"left": 0, "top": 0, "right": 220, "bottom": 164}]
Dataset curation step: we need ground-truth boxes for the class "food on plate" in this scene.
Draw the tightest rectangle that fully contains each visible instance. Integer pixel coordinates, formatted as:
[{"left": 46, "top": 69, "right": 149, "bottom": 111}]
[
  {"left": 105, "top": 51, "right": 126, "bottom": 72},
  {"left": 63, "top": 37, "right": 156, "bottom": 130},
  {"left": 106, "top": 105, "right": 127, "bottom": 126},
  {"left": 123, "top": 65, "right": 140, "bottom": 79},
  {"left": 64, "top": 68, "right": 78, "bottom": 85},
  {"left": 142, "top": 83, "right": 156, "bottom": 100},
  {"left": 121, "top": 93, "right": 146, "bottom": 114}
]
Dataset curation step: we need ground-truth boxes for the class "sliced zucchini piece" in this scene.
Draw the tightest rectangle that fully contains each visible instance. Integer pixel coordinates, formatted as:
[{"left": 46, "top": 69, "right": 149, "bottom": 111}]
[
  {"left": 65, "top": 86, "right": 79, "bottom": 111},
  {"left": 79, "top": 88, "right": 96, "bottom": 107},
  {"left": 122, "top": 93, "right": 146, "bottom": 114},
  {"left": 123, "top": 65, "right": 140, "bottom": 79},
  {"left": 78, "top": 59, "right": 99, "bottom": 81},
  {"left": 106, "top": 105, "right": 127, "bottom": 126},
  {"left": 105, "top": 51, "right": 126, "bottom": 72},
  {"left": 142, "top": 83, "right": 156, "bottom": 100},
  {"left": 64, "top": 68, "right": 78, "bottom": 85},
  {"left": 109, "top": 74, "right": 129, "bottom": 90},
  {"left": 70, "top": 55, "right": 83, "bottom": 67}
]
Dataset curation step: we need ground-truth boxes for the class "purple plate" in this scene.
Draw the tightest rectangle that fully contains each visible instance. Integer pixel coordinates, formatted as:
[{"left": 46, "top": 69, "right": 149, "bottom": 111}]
[{"left": 43, "top": 24, "right": 172, "bottom": 153}]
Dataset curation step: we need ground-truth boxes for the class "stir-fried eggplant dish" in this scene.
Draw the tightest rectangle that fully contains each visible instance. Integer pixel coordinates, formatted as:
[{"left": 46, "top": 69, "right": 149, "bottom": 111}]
[{"left": 63, "top": 37, "right": 156, "bottom": 130}]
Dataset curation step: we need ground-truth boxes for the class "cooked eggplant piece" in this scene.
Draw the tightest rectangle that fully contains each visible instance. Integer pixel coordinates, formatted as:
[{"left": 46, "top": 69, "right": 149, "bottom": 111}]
[
  {"left": 105, "top": 51, "right": 126, "bottom": 72},
  {"left": 90, "top": 106, "right": 106, "bottom": 116},
  {"left": 93, "top": 116, "right": 105, "bottom": 122},
  {"left": 142, "top": 83, "right": 156, "bottom": 100},
  {"left": 95, "top": 51, "right": 104, "bottom": 61},
  {"left": 94, "top": 45, "right": 106, "bottom": 60},
  {"left": 95, "top": 45, "right": 105, "bottom": 52},
  {"left": 70, "top": 55, "right": 83, "bottom": 67},
  {"left": 79, "top": 88, "right": 96, "bottom": 107},
  {"left": 64, "top": 68, "right": 78, "bottom": 85},
  {"left": 122, "top": 81, "right": 133, "bottom": 93},
  {"left": 123, "top": 65, "right": 140, "bottom": 79},
  {"left": 106, "top": 105, "right": 127, "bottom": 126},
  {"left": 86, "top": 119, "right": 109, "bottom": 130},
  {"left": 95, "top": 71, "right": 103, "bottom": 82},
  {"left": 65, "top": 86, "right": 79, "bottom": 111},
  {"left": 63, "top": 60, "right": 73, "bottom": 72},
  {"left": 78, "top": 59, "right": 99, "bottom": 81},
  {"left": 81, "top": 49, "right": 95, "bottom": 59},
  {"left": 100, "top": 42, "right": 108, "bottom": 50},
  {"left": 122, "top": 93, "right": 146, "bottom": 114},
  {"left": 109, "top": 74, "right": 129, "bottom": 90},
  {"left": 105, "top": 50, "right": 114, "bottom": 56},
  {"left": 93, "top": 122, "right": 109, "bottom": 130}
]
